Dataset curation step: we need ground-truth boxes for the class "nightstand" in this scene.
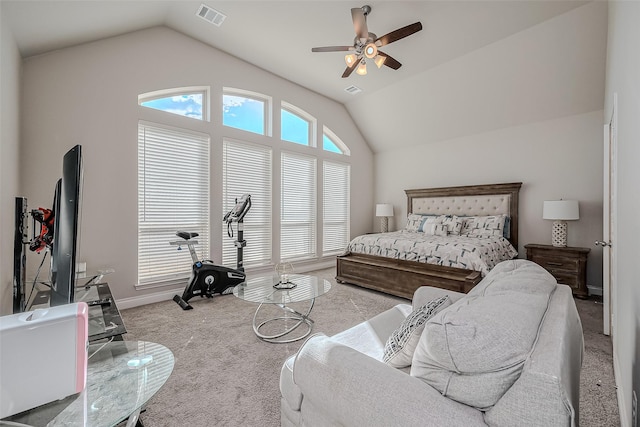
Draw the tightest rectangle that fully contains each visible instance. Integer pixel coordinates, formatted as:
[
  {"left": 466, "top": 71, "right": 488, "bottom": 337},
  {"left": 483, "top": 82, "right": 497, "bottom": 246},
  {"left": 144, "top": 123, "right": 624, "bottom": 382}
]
[{"left": 525, "top": 244, "right": 590, "bottom": 298}]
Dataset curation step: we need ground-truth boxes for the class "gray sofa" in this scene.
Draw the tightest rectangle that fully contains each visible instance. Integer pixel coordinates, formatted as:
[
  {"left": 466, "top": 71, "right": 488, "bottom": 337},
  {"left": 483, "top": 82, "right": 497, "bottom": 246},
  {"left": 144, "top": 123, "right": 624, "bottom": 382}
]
[{"left": 280, "top": 260, "right": 584, "bottom": 427}]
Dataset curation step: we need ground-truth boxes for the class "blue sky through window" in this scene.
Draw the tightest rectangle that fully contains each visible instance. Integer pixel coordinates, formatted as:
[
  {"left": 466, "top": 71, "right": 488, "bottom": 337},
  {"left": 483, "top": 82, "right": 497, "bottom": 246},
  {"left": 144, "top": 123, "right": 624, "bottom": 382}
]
[
  {"left": 281, "top": 109, "right": 309, "bottom": 145},
  {"left": 323, "top": 134, "right": 342, "bottom": 153},
  {"left": 223, "top": 95, "right": 265, "bottom": 135},
  {"left": 141, "top": 94, "right": 203, "bottom": 120}
]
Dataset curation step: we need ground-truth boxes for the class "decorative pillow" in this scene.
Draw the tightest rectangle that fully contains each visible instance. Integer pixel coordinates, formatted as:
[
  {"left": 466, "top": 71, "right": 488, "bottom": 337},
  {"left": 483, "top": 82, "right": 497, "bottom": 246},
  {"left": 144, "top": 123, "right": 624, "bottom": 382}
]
[
  {"left": 418, "top": 215, "right": 440, "bottom": 233},
  {"left": 405, "top": 214, "right": 425, "bottom": 232},
  {"left": 461, "top": 215, "right": 507, "bottom": 238},
  {"left": 436, "top": 215, "right": 463, "bottom": 235},
  {"left": 423, "top": 223, "right": 448, "bottom": 236},
  {"left": 383, "top": 295, "right": 451, "bottom": 368}
]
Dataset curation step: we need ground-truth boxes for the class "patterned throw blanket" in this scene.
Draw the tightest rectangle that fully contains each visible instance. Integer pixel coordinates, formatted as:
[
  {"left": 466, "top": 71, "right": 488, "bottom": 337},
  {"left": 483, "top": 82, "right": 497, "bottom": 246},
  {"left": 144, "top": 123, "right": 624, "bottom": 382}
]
[{"left": 347, "top": 231, "right": 518, "bottom": 276}]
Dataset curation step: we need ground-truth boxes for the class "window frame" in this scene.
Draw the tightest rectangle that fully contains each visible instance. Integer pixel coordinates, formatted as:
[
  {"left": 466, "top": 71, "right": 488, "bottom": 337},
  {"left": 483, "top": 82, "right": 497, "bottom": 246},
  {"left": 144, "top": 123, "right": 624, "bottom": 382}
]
[
  {"left": 138, "top": 86, "right": 210, "bottom": 122},
  {"left": 281, "top": 101, "right": 317, "bottom": 147},
  {"left": 323, "top": 126, "right": 351, "bottom": 155},
  {"left": 280, "top": 150, "right": 318, "bottom": 262},
  {"left": 222, "top": 87, "right": 273, "bottom": 136},
  {"left": 222, "top": 138, "right": 273, "bottom": 268},
  {"left": 322, "top": 160, "right": 351, "bottom": 256},
  {"left": 137, "top": 120, "right": 211, "bottom": 288}
]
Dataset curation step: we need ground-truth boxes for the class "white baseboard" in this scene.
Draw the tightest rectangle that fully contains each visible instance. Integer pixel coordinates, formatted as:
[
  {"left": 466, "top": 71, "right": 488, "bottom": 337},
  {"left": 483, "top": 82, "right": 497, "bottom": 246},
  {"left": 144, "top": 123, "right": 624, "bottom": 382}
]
[
  {"left": 115, "top": 287, "right": 185, "bottom": 310},
  {"left": 115, "top": 258, "right": 337, "bottom": 310},
  {"left": 614, "top": 349, "right": 629, "bottom": 427},
  {"left": 588, "top": 285, "right": 603, "bottom": 296}
]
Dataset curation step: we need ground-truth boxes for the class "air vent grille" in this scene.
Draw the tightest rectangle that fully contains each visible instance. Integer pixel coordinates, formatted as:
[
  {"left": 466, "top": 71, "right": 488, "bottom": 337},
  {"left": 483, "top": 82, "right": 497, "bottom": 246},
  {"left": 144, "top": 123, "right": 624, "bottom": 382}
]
[
  {"left": 344, "top": 85, "right": 362, "bottom": 95},
  {"left": 196, "top": 4, "right": 226, "bottom": 27}
]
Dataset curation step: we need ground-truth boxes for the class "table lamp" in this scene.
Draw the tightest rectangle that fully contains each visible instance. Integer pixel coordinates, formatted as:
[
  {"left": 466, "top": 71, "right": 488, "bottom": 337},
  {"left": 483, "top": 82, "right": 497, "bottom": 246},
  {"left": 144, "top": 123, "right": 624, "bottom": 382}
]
[
  {"left": 543, "top": 200, "right": 579, "bottom": 247},
  {"left": 376, "top": 203, "right": 393, "bottom": 233}
]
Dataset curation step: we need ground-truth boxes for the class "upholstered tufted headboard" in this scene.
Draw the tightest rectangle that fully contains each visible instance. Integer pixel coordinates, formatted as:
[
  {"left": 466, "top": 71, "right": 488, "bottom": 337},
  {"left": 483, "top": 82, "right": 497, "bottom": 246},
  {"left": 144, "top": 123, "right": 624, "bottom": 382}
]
[{"left": 405, "top": 182, "right": 522, "bottom": 248}]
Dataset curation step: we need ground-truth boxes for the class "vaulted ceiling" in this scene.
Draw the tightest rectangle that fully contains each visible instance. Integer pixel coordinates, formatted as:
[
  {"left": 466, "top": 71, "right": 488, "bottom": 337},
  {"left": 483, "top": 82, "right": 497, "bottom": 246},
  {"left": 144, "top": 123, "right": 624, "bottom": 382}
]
[{"left": 2, "top": 1, "right": 607, "bottom": 152}]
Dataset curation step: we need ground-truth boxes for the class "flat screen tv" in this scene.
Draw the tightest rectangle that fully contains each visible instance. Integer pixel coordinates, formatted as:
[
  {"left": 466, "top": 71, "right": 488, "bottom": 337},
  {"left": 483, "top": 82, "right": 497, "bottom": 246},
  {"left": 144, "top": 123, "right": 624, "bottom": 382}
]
[{"left": 49, "top": 145, "right": 83, "bottom": 306}]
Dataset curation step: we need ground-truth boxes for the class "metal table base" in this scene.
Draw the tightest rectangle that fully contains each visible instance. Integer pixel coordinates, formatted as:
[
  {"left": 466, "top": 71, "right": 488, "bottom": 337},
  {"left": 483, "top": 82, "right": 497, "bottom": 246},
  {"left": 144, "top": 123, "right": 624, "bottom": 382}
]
[{"left": 252, "top": 299, "right": 316, "bottom": 343}]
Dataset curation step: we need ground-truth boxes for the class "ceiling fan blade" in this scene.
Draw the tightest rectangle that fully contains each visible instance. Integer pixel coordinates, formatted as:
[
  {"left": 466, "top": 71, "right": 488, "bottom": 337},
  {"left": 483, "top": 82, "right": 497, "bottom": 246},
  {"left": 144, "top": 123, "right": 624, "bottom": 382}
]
[
  {"left": 377, "top": 51, "right": 402, "bottom": 70},
  {"left": 351, "top": 7, "right": 369, "bottom": 39},
  {"left": 312, "top": 46, "right": 354, "bottom": 53},
  {"left": 342, "top": 57, "right": 362, "bottom": 78},
  {"left": 375, "top": 22, "right": 423, "bottom": 47}
]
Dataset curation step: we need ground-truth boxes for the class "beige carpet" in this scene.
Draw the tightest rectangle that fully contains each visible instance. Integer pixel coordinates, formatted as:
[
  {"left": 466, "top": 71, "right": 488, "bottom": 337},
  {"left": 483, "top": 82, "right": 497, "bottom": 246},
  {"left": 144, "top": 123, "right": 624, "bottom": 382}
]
[{"left": 120, "top": 268, "right": 619, "bottom": 426}]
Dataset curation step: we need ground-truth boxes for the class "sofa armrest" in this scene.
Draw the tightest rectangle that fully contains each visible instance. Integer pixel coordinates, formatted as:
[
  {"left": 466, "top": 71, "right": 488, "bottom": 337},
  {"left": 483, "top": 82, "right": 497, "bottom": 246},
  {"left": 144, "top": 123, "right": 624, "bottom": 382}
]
[
  {"left": 292, "top": 334, "right": 485, "bottom": 427},
  {"left": 412, "top": 286, "right": 465, "bottom": 310}
]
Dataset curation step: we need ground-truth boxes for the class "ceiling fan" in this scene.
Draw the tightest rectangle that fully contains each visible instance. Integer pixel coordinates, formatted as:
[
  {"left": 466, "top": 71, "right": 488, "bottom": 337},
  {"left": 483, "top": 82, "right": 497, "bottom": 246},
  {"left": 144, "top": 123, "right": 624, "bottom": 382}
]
[{"left": 311, "top": 5, "right": 422, "bottom": 78}]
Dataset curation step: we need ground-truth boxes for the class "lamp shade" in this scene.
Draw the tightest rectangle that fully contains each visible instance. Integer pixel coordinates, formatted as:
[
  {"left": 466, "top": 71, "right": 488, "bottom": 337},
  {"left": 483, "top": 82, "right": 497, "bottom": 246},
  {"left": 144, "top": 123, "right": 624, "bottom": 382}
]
[
  {"left": 376, "top": 203, "right": 393, "bottom": 217},
  {"left": 543, "top": 200, "right": 579, "bottom": 220}
]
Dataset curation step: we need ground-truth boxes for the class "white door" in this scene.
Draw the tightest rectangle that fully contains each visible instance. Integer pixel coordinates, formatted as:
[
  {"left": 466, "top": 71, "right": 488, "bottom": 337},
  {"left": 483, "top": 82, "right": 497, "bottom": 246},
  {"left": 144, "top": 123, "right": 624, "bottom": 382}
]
[{"left": 598, "top": 93, "right": 617, "bottom": 336}]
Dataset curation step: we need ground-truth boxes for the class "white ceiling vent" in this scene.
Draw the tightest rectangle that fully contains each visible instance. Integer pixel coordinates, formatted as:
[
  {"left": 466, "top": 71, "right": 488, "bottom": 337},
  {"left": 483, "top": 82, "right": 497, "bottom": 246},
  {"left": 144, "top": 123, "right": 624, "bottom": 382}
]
[
  {"left": 344, "top": 85, "right": 362, "bottom": 95},
  {"left": 196, "top": 4, "right": 226, "bottom": 27}
]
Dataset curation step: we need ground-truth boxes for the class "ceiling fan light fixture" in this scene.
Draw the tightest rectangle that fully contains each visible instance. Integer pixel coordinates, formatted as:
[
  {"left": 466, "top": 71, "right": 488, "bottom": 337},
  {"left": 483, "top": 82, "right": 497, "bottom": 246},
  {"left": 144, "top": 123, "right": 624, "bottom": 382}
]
[
  {"left": 374, "top": 55, "right": 386, "bottom": 68},
  {"left": 345, "top": 53, "right": 357, "bottom": 67},
  {"left": 364, "top": 43, "right": 377, "bottom": 59},
  {"left": 356, "top": 60, "right": 367, "bottom": 76}
]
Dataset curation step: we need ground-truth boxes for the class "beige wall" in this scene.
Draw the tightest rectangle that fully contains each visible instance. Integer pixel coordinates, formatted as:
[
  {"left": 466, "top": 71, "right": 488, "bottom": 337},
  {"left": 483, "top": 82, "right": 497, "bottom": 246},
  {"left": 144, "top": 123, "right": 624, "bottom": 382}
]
[
  {"left": 604, "top": 2, "right": 640, "bottom": 426},
  {"left": 18, "top": 27, "right": 373, "bottom": 303},
  {"left": 374, "top": 110, "right": 604, "bottom": 290},
  {"left": 0, "top": 8, "right": 22, "bottom": 315}
]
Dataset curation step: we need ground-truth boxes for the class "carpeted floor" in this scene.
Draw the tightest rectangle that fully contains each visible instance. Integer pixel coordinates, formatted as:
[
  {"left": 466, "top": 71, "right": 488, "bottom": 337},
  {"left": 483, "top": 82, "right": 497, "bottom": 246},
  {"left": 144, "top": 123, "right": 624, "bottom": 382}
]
[{"left": 120, "top": 268, "right": 620, "bottom": 426}]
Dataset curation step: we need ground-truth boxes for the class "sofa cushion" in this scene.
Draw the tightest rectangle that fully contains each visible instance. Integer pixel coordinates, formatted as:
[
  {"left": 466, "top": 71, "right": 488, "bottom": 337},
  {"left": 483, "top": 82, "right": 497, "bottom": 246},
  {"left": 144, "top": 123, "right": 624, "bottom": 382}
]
[
  {"left": 410, "top": 260, "right": 557, "bottom": 409},
  {"left": 383, "top": 296, "right": 451, "bottom": 368}
]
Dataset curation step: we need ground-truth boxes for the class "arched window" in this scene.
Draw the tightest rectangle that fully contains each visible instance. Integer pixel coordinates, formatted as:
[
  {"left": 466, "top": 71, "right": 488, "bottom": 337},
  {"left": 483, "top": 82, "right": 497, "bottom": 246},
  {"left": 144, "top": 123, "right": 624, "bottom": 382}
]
[
  {"left": 138, "top": 87, "right": 208, "bottom": 121},
  {"left": 281, "top": 102, "right": 316, "bottom": 147},
  {"left": 323, "top": 126, "right": 350, "bottom": 155},
  {"left": 223, "top": 88, "right": 271, "bottom": 136}
]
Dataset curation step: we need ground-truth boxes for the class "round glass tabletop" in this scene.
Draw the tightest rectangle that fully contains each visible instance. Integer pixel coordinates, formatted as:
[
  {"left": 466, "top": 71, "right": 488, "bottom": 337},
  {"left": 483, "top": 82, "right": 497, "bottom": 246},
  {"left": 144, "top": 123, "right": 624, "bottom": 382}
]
[
  {"left": 4, "top": 341, "right": 174, "bottom": 427},
  {"left": 234, "top": 274, "right": 332, "bottom": 304}
]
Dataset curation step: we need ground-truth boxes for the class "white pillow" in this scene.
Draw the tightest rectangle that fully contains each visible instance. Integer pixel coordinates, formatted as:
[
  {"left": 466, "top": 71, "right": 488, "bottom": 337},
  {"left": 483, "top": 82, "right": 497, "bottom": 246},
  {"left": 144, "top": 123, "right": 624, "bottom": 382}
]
[
  {"left": 419, "top": 215, "right": 441, "bottom": 233},
  {"left": 383, "top": 295, "right": 451, "bottom": 368},
  {"left": 424, "top": 223, "right": 448, "bottom": 236},
  {"left": 405, "top": 214, "right": 425, "bottom": 232}
]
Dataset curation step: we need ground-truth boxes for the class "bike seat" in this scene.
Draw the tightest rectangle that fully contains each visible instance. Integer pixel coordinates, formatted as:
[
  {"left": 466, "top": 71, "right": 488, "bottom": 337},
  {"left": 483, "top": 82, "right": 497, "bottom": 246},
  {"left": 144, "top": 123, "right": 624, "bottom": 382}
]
[{"left": 176, "top": 231, "right": 199, "bottom": 240}]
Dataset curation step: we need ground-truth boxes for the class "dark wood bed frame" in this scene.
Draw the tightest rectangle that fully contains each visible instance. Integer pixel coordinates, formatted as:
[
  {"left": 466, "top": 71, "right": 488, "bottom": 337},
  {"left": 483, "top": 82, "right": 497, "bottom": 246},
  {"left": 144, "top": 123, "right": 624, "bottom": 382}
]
[{"left": 336, "top": 182, "right": 522, "bottom": 300}]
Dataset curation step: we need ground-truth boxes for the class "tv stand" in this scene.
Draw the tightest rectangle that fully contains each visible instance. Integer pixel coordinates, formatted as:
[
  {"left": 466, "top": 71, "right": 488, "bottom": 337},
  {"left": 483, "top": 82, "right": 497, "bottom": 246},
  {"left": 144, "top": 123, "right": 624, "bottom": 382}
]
[
  {"left": 29, "top": 282, "right": 127, "bottom": 342},
  {"left": 75, "top": 283, "right": 127, "bottom": 342}
]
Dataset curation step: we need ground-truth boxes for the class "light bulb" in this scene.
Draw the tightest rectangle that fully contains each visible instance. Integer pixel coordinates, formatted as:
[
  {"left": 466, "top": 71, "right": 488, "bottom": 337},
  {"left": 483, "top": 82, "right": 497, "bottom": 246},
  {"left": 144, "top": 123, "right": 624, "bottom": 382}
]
[
  {"left": 374, "top": 55, "right": 386, "bottom": 68},
  {"left": 356, "top": 60, "right": 367, "bottom": 76},
  {"left": 364, "top": 43, "right": 377, "bottom": 59},
  {"left": 344, "top": 54, "right": 357, "bottom": 67}
]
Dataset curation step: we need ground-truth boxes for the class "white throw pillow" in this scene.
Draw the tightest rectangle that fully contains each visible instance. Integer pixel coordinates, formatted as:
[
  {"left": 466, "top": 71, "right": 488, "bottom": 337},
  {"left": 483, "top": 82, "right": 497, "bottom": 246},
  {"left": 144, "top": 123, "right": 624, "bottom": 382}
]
[
  {"left": 383, "top": 295, "right": 451, "bottom": 368},
  {"left": 424, "top": 223, "right": 448, "bottom": 236}
]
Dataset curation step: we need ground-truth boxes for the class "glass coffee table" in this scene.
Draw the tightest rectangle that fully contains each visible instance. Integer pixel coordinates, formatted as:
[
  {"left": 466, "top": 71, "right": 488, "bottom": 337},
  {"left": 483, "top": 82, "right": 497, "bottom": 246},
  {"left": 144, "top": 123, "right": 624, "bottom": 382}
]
[
  {"left": 3, "top": 340, "right": 174, "bottom": 427},
  {"left": 233, "top": 274, "right": 331, "bottom": 343}
]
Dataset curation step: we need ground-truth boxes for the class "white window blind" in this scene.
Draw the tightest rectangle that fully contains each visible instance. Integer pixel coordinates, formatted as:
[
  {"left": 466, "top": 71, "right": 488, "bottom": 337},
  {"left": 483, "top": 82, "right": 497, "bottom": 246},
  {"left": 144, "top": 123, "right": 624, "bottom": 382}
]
[
  {"left": 138, "top": 122, "right": 210, "bottom": 286},
  {"left": 323, "top": 161, "right": 350, "bottom": 255},
  {"left": 281, "top": 152, "right": 316, "bottom": 261},
  {"left": 222, "top": 139, "right": 272, "bottom": 267}
]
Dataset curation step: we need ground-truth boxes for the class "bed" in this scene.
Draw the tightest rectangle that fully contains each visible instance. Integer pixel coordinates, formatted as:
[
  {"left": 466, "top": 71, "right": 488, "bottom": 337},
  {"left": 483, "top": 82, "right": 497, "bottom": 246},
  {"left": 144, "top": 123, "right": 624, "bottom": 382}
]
[{"left": 336, "top": 182, "right": 522, "bottom": 299}]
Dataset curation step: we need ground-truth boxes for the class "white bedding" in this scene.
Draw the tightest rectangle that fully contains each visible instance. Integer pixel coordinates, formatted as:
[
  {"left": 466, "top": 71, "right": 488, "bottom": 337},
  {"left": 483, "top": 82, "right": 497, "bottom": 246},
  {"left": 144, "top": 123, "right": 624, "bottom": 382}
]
[{"left": 347, "top": 231, "right": 518, "bottom": 276}]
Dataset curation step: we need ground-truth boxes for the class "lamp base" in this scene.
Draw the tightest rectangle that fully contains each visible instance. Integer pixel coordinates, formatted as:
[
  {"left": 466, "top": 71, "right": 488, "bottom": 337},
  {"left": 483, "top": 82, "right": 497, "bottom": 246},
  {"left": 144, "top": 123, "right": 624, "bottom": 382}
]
[
  {"left": 551, "top": 220, "right": 568, "bottom": 247},
  {"left": 380, "top": 217, "right": 389, "bottom": 233}
]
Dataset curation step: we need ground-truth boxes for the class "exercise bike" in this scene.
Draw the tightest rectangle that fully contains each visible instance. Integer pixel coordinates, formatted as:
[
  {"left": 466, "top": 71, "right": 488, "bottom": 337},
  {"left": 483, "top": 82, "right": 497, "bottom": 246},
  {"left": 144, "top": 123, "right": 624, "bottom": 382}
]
[{"left": 172, "top": 194, "right": 252, "bottom": 310}]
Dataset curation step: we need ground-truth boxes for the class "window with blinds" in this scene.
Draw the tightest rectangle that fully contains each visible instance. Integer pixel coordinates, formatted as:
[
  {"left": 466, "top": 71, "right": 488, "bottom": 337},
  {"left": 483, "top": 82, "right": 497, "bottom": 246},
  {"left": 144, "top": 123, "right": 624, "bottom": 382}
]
[
  {"left": 323, "top": 161, "right": 350, "bottom": 255},
  {"left": 222, "top": 139, "right": 272, "bottom": 267},
  {"left": 137, "top": 122, "right": 210, "bottom": 286},
  {"left": 281, "top": 152, "right": 317, "bottom": 261}
]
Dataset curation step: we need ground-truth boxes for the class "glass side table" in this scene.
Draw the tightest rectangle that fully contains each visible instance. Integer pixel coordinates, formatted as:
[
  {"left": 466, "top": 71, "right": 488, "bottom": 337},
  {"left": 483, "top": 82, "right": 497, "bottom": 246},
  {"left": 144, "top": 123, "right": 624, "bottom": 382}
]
[
  {"left": 3, "top": 341, "right": 174, "bottom": 427},
  {"left": 234, "top": 274, "right": 332, "bottom": 343}
]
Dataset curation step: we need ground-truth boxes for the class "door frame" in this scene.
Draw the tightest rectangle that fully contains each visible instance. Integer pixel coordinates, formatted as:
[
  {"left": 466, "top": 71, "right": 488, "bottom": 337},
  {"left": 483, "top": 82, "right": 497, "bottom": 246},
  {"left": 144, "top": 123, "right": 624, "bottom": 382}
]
[{"left": 602, "top": 93, "right": 618, "bottom": 336}]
